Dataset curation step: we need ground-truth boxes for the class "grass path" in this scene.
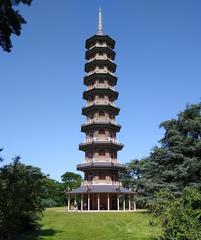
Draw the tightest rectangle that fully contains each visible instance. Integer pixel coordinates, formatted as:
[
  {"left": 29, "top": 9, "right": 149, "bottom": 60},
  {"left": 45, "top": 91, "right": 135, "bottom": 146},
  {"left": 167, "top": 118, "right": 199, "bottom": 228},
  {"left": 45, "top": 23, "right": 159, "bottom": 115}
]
[{"left": 22, "top": 207, "right": 160, "bottom": 240}]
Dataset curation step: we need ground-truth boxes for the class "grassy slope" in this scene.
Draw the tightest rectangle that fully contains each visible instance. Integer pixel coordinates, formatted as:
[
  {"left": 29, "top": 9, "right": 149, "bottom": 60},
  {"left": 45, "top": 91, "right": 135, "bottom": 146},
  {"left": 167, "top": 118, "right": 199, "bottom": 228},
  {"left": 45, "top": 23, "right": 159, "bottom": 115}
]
[{"left": 22, "top": 208, "right": 160, "bottom": 240}]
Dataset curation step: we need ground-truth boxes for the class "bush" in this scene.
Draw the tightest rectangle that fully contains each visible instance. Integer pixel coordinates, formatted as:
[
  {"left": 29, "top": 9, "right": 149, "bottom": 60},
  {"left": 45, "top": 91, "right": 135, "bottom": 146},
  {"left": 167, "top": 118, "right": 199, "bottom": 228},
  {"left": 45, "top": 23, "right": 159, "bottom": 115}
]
[
  {"left": 41, "top": 198, "right": 58, "bottom": 208},
  {"left": 149, "top": 188, "right": 201, "bottom": 240}
]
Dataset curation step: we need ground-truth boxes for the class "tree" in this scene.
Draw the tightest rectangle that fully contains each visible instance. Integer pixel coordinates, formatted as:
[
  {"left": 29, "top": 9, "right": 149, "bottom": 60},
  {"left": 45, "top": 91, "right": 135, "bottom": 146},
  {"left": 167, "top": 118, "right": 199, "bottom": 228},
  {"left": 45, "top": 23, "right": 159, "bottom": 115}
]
[
  {"left": 61, "top": 171, "right": 82, "bottom": 191},
  {"left": 123, "top": 102, "right": 201, "bottom": 207},
  {"left": 0, "top": 148, "right": 3, "bottom": 162},
  {"left": 0, "top": 156, "right": 46, "bottom": 239},
  {"left": 149, "top": 188, "right": 201, "bottom": 240},
  {"left": 0, "top": 0, "right": 32, "bottom": 52},
  {"left": 42, "top": 178, "right": 64, "bottom": 207}
]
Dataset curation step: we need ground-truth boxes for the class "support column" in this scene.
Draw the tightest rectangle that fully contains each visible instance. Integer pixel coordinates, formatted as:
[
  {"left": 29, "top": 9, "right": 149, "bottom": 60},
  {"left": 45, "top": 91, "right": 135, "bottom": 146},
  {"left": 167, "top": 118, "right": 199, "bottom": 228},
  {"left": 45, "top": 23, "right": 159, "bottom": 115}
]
[
  {"left": 98, "top": 193, "right": 100, "bottom": 211},
  {"left": 74, "top": 195, "right": 77, "bottom": 211},
  {"left": 129, "top": 195, "right": 131, "bottom": 211},
  {"left": 81, "top": 194, "right": 83, "bottom": 211},
  {"left": 88, "top": 193, "right": 90, "bottom": 211},
  {"left": 107, "top": 193, "right": 110, "bottom": 211},
  {"left": 68, "top": 194, "right": 70, "bottom": 211},
  {"left": 133, "top": 194, "right": 136, "bottom": 211},
  {"left": 123, "top": 195, "right": 126, "bottom": 211},
  {"left": 117, "top": 194, "right": 119, "bottom": 211}
]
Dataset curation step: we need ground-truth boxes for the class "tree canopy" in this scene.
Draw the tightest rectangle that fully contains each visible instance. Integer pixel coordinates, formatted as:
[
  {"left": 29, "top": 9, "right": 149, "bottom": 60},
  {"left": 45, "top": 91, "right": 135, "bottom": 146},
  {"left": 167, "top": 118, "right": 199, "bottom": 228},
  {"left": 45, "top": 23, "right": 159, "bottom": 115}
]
[
  {"left": 61, "top": 171, "right": 82, "bottom": 191},
  {"left": 0, "top": 0, "right": 32, "bottom": 52},
  {"left": 0, "top": 156, "right": 46, "bottom": 239},
  {"left": 122, "top": 102, "right": 201, "bottom": 207}
]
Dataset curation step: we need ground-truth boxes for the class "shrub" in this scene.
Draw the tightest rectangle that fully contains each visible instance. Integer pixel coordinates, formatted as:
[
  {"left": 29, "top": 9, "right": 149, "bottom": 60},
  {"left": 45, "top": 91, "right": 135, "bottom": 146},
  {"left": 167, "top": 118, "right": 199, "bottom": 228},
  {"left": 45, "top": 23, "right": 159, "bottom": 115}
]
[{"left": 149, "top": 188, "right": 201, "bottom": 240}]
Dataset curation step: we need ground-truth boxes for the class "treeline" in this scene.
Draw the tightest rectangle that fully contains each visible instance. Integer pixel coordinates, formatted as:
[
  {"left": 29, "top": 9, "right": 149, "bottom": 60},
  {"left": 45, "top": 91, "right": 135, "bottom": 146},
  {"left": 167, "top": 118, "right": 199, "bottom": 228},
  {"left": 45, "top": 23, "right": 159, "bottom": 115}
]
[
  {"left": 43, "top": 171, "right": 82, "bottom": 208},
  {"left": 121, "top": 102, "right": 201, "bottom": 239}
]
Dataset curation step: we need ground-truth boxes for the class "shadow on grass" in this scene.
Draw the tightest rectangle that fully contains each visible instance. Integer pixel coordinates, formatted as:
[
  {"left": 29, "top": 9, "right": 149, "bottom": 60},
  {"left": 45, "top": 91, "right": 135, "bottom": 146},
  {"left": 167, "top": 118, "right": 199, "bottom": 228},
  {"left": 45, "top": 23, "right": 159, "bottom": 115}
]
[{"left": 18, "top": 228, "right": 63, "bottom": 240}]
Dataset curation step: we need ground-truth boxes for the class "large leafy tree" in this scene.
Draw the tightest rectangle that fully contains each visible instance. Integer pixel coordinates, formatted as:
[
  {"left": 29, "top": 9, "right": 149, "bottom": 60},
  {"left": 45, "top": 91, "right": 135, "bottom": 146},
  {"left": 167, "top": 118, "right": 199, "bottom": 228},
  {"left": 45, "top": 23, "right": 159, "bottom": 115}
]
[
  {"left": 0, "top": 156, "right": 46, "bottom": 238},
  {"left": 61, "top": 171, "right": 82, "bottom": 191},
  {"left": 42, "top": 178, "right": 64, "bottom": 207},
  {"left": 0, "top": 0, "right": 32, "bottom": 52},
  {"left": 123, "top": 102, "right": 201, "bottom": 207}
]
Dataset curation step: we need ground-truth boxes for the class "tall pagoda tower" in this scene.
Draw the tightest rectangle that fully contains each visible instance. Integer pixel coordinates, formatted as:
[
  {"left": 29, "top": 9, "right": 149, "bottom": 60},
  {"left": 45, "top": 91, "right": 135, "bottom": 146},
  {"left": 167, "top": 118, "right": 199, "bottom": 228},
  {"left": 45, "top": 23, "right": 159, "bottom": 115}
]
[{"left": 68, "top": 8, "right": 136, "bottom": 211}]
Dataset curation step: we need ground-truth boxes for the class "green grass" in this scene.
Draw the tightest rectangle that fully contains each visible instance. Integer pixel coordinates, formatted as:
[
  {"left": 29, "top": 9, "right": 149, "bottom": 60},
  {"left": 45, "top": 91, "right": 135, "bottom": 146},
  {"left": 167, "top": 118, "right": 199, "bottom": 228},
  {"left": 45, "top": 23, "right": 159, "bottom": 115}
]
[{"left": 22, "top": 207, "right": 161, "bottom": 240}]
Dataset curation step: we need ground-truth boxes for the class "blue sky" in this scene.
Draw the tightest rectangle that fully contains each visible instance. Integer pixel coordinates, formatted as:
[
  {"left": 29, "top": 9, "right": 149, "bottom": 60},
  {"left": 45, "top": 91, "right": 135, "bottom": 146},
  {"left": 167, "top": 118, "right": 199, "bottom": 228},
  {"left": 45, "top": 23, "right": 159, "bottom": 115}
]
[{"left": 0, "top": 0, "right": 200, "bottom": 181}]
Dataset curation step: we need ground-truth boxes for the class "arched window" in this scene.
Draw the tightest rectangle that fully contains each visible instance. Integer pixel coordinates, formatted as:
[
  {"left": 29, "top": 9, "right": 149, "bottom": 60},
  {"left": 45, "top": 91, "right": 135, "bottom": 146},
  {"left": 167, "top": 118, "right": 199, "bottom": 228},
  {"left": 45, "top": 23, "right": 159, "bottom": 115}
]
[
  {"left": 99, "top": 111, "right": 105, "bottom": 116},
  {"left": 99, "top": 150, "right": 105, "bottom": 156},
  {"left": 99, "top": 173, "right": 106, "bottom": 180},
  {"left": 87, "top": 151, "right": 93, "bottom": 158},
  {"left": 99, "top": 79, "right": 104, "bottom": 83},
  {"left": 99, "top": 94, "right": 104, "bottom": 99},
  {"left": 99, "top": 129, "right": 105, "bottom": 135}
]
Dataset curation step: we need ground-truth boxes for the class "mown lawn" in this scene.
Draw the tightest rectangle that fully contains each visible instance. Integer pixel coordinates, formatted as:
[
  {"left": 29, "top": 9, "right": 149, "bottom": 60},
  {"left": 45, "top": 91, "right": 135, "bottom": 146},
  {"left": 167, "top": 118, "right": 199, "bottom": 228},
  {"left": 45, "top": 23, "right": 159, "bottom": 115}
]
[{"left": 21, "top": 208, "right": 160, "bottom": 240}]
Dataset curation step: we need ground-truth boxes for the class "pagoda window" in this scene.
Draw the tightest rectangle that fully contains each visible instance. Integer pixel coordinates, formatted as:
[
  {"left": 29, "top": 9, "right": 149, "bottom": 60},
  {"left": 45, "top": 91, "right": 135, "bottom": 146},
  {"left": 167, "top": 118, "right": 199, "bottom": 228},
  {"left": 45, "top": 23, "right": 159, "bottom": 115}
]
[
  {"left": 99, "top": 111, "right": 105, "bottom": 116},
  {"left": 109, "top": 113, "right": 113, "bottom": 118},
  {"left": 99, "top": 150, "right": 105, "bottom": 156},
  {"left": 99, "top": 175, "right": 106, "bottom": 180},
  {"left": 99, "top": 129, "right": 105, "bottom": 135},
  {"left": 99, "top": 79, "right": 104, "bottom": 84},
  {"left": 87, "top": 151, "right": 93, "bottom": 158}
]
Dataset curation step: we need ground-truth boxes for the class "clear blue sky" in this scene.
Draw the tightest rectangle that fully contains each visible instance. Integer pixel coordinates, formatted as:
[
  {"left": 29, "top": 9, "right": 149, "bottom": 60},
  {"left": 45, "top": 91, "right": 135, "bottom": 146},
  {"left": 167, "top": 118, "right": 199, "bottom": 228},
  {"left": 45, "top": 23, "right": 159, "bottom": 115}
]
[{"left": 0, "top": 0, "right": 200, "bottom": 181}]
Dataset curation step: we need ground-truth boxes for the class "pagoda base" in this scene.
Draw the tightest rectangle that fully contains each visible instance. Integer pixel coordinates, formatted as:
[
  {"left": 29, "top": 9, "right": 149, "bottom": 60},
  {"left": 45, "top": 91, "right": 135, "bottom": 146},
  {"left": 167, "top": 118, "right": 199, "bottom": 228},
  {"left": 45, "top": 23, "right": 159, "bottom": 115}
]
[{"left": 66, "top": 185, "right": 136, "bottom": 211}]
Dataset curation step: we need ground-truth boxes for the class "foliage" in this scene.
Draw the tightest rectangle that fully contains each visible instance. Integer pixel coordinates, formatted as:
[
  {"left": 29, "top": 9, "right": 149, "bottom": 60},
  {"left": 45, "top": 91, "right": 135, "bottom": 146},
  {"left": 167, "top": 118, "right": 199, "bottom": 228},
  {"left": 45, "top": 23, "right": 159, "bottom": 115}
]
[
  {"left": 0, "top": 0, "right": 32, "bottom": 52},
  {"left": 21, "top": 208, "right": 160, "bottom": 240},
  {"left": 0, "top": 148, "right": 3, "bottom": 162},
  {"left": 42, "top": 178, "right": 64, "bottom": 207},
  {"left": 149, "top": 188, "right": 201, "bottom": 240},
  {"left": 41, "top": 172, "right": 82, "bottom": 208},
  {"left": 0, "top": 157, "right": 46, "bottom": 239},
  {"left": 61, "top": 171, "right": 82, "bottom": 191},
  {"left": 122, "top": 102, "right": 201, "bottom": 207}
]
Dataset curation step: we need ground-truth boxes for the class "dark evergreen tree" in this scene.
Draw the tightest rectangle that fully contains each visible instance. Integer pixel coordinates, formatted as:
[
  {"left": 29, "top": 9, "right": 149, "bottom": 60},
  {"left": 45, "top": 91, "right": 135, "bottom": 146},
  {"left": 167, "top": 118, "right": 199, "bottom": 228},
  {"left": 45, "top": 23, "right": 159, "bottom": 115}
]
[
  {"left": 123, "top": 102, "right": 201, "bottom": 207},
  {"left": 0, "top": 0, "right": 32, "bottom": 52},
  {"left": 0, "top": 156, "right": 46, "bottom": 239}
]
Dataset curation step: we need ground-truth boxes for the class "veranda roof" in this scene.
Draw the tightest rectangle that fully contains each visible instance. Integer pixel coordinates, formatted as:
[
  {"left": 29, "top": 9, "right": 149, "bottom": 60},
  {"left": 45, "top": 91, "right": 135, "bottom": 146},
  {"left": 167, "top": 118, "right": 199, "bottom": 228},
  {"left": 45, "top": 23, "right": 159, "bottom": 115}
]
[{"left": 68, "top": 185, "right": 135, "bottom": 194}]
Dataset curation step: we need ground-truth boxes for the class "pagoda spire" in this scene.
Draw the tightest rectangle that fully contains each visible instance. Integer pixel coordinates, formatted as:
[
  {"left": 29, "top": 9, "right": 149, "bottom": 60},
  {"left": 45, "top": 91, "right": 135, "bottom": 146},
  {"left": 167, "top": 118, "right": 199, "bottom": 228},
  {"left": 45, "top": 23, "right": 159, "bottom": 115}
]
[{"left": 97, "top": 7, "right": 104, "bottom": 35}]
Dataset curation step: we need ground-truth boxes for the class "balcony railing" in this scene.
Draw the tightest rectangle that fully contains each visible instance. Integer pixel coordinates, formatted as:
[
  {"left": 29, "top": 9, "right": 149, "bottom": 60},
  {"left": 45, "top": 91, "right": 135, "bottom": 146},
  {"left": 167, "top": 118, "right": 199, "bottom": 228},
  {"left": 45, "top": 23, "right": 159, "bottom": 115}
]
[
  {"left": 84, "top": 137, "right": 119, "bottom": 144},
  {"left": 84, "top": 158, "right": 118, "bottom": 163},
  {"left": 81, "top": 180, "right": 122, "bottom": 186},
  {"left": 87, "top": 84, "right": 115, "bottom": 91},
  {"left": 88, "top": 43, "right": 112, "bottom": 50},
  {"left": 88, "top": 56, "right": 113, "bottom": 63},
  {"left": 86, "top": 70, "right": 115, "bottom": 76},
  {"left": 86, "top": 100, "right": 116, "bottom": 107},
  {"left": 86, "top": 118, "right": 116, "bottom": 125}
]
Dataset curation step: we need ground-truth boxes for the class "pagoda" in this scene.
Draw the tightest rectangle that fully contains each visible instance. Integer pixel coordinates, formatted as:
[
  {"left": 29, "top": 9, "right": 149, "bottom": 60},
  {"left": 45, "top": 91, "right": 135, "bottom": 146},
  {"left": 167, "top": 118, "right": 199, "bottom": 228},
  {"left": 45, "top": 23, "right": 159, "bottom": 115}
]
[{"left": 68, "top": 8, "right": 136, "bottom": 211}]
